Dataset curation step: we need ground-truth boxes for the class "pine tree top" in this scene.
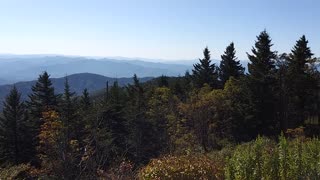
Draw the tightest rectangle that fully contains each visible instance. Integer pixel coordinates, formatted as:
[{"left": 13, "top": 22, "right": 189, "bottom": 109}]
[
  {"left": 290, "top": 35, "right": 313, "bottom": 61},
  {"left": 288, "top": 35, "right": 314, "bottom": 74},
  {"left": 247, "top": 30, "right": 277, "bottom": 79},
  {"left": 192, "top": 47, "right": 218, "bottom": 88},
  {"left": 3, "top": 86, "right": 24, "bottom": 119},
  {"left": 219, "top": 42, "right": 244, "bottom": 84}
]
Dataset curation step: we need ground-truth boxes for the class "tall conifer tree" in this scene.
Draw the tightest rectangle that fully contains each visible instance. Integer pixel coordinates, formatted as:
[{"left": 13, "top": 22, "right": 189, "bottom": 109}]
[
  {"left": 192, "top": 47, "right": 218, "bottom": 88},
  {"left": 219, "top": 42, "right": 244, "bottom": 85},
  {"left": 247, "top": 30, "right": 278, "bottom": 136},
  {"left": 27, "top": 71, "right": 58, "bottom": 119},
  {"left": 247, "top": 30, "right": 276, "bottom": 79},
  {"left": 0, "top": 86, "right": 32, "bottom": 165},
  {"left": 285, "top": 35, "right": 315, "bottom": 128},
  {"left": 61, "top": 77, "right": 77, "bottom": 140},
  {"left": 27, "top": 71, "right": 58, "bottom": 164},
  {"left": 80, "top": 88, "right": 91, "bottom": 110},
  {"left": 126, "top": 74, "right": 155, "bottom": 163}
]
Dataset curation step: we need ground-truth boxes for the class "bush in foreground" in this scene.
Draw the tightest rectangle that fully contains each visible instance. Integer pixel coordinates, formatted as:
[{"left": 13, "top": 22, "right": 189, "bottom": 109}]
[
  {"left": 225, "top": 135, "right": 320, "bottom": 180},
  {"left": 0, "top": 164, "right": 32, "bottom": 179},
  {"left": 140, "top": 132, "right": 320, "bottom": 180},
  {"left": 139, "top": 155, "right": 224, "bottom": 180}
]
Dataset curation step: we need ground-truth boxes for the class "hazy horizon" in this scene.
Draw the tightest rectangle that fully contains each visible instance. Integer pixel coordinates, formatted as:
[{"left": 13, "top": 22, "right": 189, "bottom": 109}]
[{"left": 0, "top": 53, "right": 252, "bottom": 63}]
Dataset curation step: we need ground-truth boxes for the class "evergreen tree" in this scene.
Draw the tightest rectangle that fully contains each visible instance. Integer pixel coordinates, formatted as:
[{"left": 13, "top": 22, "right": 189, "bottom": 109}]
[
  {"left": 247, "top": 30, "right": 278, "bottom": 136},
  {"left": 126, "top": 74, "right": 155, "bottom": 163},
  {"left": 219, "top": 42, "right": 244, "bottom": 85},
  {"left": 61, "top": 77, "right": 76, "bottom": 118},
  {"left": 192, "top": 47, "right": 218, "bottom": 88},
  {"left": 0, "top": 86, "right": 32, "bottom": 165},
  {"left": 247, "top": 30, "right": 276, "bottom": 79},
  {"left": 288, "top": 36, "right": 313, "bottom": 75},
  {"left": 100, "top": 103, "right": 128, "bottom": 160},
  {"left": 27, "top": 71, "right": 58, "bottom": 165},
  {"left": 275, "top": 53, "right": 290, "bottom": 131},
  {"left": 27, "top": 71, "right": 58, "bottom": 119},
  {"left": 101, "top": 81, "right": 128, "bottom": 156},
  {"left": 109, "top": 81, "right": 123, "bottom": 106},
  {"left": 59, "top": 78, "right": 80, "bottom": 177},
  {"left": 60, "top": 77, "right": 77, "bottom": 140},
  {"left": 80, "top": 88, "right": 91, "bottom": 110},
  {"left": 78, "top": 88, "right": 91, "bottom": 151},
  {"left": 285, "top": 35, "right": 315, "bottom": 128},
  {"left": 128, "top": 74, "right": 144, "bottom": 110},
  {"left": 104, "top": 81, "right": 109, "bottom": 104}
]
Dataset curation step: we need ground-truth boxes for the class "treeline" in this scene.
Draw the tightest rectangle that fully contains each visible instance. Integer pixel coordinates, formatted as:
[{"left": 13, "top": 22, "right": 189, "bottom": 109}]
[{"left": 0, "top": 30, "right": 319, "bottom": 179}]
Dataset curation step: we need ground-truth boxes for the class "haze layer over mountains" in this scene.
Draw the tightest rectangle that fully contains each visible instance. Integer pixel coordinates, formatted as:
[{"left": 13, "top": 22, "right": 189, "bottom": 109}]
[
  {"left": 0, "top": 54, "right": 249, "bottom": 85},
  {"left": 0, "top": 54, "right": 195, "bottom": 84}
]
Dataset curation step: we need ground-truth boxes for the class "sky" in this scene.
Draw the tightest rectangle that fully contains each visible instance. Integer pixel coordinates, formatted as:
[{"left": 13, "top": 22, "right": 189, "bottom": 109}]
[{"left": 0, "top": 0, "right": 319, "bottom": 60}]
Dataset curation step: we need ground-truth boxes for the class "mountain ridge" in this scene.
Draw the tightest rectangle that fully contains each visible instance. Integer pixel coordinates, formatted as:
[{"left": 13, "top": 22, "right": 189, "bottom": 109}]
[
  {"left": 0, "top": 55, "right": 193, "bottom": 84},
  {"left": 0, "top": 54, "right": 251, "bottom": 84},
  {"left": 0, "top": 72, "right": 153, "bottom": 109}
]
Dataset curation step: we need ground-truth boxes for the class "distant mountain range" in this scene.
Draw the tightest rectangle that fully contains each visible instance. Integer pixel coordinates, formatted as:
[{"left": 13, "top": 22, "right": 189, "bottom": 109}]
[
  {"left": 0, "top": 54, "right": 249, "bottom": 85},
  {"left": 0, "top": 55, "right": 194, "bottom": 84},
  {"left": 0, "top": 73, "right": 153, "bottom": 109}
]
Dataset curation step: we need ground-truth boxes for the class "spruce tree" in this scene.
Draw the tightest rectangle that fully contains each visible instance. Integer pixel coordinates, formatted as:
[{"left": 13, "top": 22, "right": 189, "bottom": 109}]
[
  {"left": 129, "top": 74, "right": 144, "bottom": 110},
  {"left": 192, "top": 47, "right": 218, "bottom": 88},
  {"left": 27, "top": 71, "right": 58, "bottom": 119},
  {"left": 61, "top": 77, "right": 76, "bottom": 118},
  {"left": 247, "top": 30, "right": 278, "bottom": 136},
  {"left": 219, "top": 42, "right": 244, "bottom": 85},
  {"left": 80, "top": 88, "right": 91, "bottom": 110},
  {"left": 60, "top": 77, "right": 77, "bottom": 140},
  {"left": 59, "top": 77, "right": 80, "bottom": 175},
  {"left": 27, "top": 71, "right": 58, "bottom": 164},
  {"left": 275, "top": 53, "right": 290, "bottom": 131},
  {"left": 126, "top": 74, "right": 151, "bottom": 163},
  {"left": 0, "top": 86, "right": 32, "bottom": 165},
  {"left": 285, "top": 35, "right": 315, "bottom": 128},
  {"left": 247, "top": 30, "right": 276, "bottom": 79},
  {"left": 109, "top": 81, "right": 122, "bottom": 105}
]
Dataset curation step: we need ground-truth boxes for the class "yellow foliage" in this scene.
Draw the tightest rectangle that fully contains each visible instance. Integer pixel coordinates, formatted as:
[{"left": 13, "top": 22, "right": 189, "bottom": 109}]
[
  {"left": 139, "top": 155, "right": 224, "bottom": 180},
  {"left": 38, "top": 111, "right": 63, "bottom": 148},
  {"left": 37, "top": 110, "right": 65, "bottom": 175}
]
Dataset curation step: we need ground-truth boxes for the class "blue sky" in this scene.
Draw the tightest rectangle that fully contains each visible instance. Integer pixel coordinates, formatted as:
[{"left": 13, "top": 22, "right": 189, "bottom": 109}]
[{"left": 0, "top": 0, "right": 319, "bottom": 60}]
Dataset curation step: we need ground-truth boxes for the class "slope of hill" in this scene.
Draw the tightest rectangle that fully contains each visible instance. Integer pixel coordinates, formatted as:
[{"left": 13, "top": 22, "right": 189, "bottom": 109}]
[{"left": 0, "top": 73, "right": 153, "bottom": 109}]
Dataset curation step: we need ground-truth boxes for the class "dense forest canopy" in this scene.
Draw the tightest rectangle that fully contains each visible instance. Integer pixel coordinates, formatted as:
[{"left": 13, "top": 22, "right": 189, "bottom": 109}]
[{"left": 0, "top": 30, "right": 319, "bottom": 179}]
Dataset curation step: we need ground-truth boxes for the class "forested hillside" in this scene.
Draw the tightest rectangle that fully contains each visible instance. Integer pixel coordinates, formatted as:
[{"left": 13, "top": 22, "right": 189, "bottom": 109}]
[
  {"left": 0, "top": 31, "right": 319, "bottom": 179},
  {"left": 0, "top": 73, "right": 152, "bottom": 109}
]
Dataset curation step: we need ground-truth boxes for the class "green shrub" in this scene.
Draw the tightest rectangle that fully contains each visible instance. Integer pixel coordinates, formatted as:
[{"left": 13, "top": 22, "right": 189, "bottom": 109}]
[
  {"left": 139, "top": 155, "right": 224, "bottom": 180},
  {"left": 302, "top": 138, "right": 320, "bottom": 178},
  {"left": 225, "top": 135, "right": 320, "bottom": 180},
  {"left": 225, "top": 136, "right": 278, "bottom": 180}
]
